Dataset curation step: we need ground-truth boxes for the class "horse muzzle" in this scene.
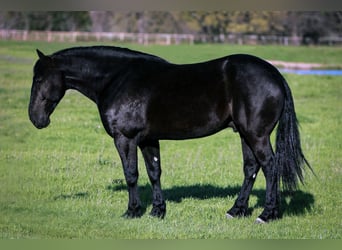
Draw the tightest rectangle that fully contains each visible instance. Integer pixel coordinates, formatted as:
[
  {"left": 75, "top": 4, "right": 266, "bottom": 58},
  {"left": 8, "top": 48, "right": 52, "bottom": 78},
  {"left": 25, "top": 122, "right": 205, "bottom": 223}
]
[{"left": 29, "top": 112, "right": 50, "bottom": 129}]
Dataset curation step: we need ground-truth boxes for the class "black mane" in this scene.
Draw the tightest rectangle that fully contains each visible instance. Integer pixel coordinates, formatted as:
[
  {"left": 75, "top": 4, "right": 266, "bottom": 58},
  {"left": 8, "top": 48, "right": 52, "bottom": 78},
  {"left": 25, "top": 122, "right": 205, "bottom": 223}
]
[{"left": 52, "top": 46, "right": 168, "bottom": 63}]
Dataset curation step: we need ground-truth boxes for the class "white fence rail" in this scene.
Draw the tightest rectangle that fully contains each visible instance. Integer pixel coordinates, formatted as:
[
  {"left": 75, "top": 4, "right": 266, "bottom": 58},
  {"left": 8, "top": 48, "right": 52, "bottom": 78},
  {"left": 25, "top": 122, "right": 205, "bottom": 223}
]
[
  {"left": 1, "top": 30, "right": 341, "bottom": 46},
  {"left": 0, "top": 30, "right": 195, "bottom": 45}
]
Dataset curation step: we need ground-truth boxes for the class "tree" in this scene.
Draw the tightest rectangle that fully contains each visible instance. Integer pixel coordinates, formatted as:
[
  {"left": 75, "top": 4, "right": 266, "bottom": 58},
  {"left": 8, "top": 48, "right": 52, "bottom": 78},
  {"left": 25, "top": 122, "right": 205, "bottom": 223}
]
[
  {"left": 89, "top": 11, "right": 113, "bottom": 32},
  {"left": 284, "top": 12, "right": 341, "bottom": 45},
  {"left": 52, "top": 12, "right": 91, "bottom": 31},
  {"left": 109, "top": 11, "right": 188, "bottom": 33},
  {"left": 0, "top": 11, "right": 90, "bottom": 31}
]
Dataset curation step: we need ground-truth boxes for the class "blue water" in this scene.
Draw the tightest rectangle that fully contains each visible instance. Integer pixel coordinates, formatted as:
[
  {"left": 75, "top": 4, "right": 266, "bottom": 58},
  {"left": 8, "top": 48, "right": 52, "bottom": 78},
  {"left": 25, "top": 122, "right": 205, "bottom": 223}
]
[{"left": 280, "top": 69, "right": 342, "bottom": 76}]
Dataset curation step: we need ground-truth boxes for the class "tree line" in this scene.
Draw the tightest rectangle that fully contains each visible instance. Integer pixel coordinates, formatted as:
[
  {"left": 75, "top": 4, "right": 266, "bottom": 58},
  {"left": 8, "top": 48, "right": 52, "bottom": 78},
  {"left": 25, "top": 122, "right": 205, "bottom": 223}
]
[{"left": 1, "top": 11, "right": 341, "bottom": 44}]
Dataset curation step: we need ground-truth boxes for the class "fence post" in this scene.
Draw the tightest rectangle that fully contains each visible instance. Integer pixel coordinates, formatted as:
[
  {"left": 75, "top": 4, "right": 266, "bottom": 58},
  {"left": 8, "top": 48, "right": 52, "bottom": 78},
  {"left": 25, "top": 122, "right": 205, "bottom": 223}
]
[{"left": 166, "top": 34, "right": 171, "bottom": 45}]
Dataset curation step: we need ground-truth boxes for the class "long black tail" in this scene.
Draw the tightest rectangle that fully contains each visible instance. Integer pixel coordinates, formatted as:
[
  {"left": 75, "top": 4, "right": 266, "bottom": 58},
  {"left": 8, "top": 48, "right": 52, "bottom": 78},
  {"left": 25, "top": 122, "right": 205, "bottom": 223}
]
[{"left": 275, "top": 77, "right": 313, "bottom": 191}]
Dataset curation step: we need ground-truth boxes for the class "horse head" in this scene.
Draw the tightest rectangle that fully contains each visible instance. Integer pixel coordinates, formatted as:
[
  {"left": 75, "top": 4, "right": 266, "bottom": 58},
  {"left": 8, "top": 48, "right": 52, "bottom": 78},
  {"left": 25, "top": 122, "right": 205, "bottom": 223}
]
[{"left": 28, "top": 49, "right": 66, "bottom": 129}]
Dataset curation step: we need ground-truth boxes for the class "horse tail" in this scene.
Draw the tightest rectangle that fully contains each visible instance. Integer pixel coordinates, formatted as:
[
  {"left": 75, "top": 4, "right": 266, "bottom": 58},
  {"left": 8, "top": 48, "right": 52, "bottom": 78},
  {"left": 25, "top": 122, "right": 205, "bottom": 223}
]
[{"left": 275, "top": 76, "right": 313, "bottom": 191}]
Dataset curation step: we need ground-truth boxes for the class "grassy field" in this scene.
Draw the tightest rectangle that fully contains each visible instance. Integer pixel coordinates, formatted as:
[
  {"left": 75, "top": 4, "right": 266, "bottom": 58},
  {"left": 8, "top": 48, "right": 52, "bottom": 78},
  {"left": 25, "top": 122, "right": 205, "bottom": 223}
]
[{"left": 0, "top": 41, "right": 341, "bottom": 239}]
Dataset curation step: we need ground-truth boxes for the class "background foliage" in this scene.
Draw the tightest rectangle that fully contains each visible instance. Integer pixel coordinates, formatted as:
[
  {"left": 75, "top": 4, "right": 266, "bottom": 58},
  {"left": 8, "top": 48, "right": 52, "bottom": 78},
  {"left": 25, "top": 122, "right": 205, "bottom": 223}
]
[{"left": 1, "top": 11, "right": 341, "bottom": 44}]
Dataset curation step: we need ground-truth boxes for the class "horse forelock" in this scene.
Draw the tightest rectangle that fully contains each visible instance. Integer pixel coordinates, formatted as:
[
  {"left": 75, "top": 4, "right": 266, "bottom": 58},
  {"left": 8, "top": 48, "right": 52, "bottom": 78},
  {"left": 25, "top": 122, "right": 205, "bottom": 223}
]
[{"left": 33, "top": 59, "right": 46, "bottom": 75}]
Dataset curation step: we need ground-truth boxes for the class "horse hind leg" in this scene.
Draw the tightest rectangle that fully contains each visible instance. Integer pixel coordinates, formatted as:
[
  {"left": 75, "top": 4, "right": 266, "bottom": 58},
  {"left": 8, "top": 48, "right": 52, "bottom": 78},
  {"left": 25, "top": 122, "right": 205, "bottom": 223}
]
[
  {"left": 226, "top": 136, "right": 261, "bottom": 218},
  {"left": 246, "top": 134, "right": 280, "bottom": 223}
]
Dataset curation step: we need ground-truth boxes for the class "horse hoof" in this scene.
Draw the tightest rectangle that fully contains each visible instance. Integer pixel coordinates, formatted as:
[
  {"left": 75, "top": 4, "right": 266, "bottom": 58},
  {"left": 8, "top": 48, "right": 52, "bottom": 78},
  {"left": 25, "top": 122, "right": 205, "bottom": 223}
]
[
  {"left": 122, "top": 208, "right": 143, "bottom": 219},
  {"left": 255, "top": 217, "right": 266, "bottom": 224},
  {"left": 226, "top": 213, "right": 234, "bottom": 219},
  {"left": 150, "top": 207, "right": 166, "bottom": 219}
]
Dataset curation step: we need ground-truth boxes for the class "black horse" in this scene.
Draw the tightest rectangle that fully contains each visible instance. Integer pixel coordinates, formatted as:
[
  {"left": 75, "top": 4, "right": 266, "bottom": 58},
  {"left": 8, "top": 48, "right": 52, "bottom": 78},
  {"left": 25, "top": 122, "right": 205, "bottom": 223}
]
[{"left": 29, "top": 46, "right": 312, "bottom": 223}]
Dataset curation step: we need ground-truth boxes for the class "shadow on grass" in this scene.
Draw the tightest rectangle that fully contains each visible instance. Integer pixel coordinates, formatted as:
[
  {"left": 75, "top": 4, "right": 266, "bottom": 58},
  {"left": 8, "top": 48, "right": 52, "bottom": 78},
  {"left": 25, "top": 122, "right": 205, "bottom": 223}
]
[{"left": 107, "top": 182, "right": 315, "bottom": 218}]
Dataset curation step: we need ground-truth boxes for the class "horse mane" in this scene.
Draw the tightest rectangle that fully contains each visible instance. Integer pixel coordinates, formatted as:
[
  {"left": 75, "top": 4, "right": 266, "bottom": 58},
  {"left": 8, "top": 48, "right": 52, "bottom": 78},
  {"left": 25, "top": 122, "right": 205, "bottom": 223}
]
[{"left": 51, "top": 46, "right": 168, "bottom": 63}]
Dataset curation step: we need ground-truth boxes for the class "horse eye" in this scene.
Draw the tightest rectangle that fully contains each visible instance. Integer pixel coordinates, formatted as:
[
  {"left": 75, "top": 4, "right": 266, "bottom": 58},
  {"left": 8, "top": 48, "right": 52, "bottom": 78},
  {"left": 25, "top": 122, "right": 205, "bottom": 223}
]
[{"left": 35, "top": 78, "right": 43, "bottom": 84}]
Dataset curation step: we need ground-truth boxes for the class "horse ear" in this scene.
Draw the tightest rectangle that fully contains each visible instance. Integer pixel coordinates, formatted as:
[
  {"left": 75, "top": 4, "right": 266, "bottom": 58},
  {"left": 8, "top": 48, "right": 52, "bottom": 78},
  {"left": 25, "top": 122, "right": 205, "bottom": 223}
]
[
  {"left": 36, "top": 49, "right": 54, "bottom": 66},
  {"left": 36, "top": 49, "right": 46, "bottom": 59}
]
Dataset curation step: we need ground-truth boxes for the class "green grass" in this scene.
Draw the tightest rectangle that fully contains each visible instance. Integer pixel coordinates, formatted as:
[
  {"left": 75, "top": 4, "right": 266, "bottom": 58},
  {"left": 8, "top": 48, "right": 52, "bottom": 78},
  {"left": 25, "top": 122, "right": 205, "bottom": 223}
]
[{"left": 0, "top": 41, "right": 341, "bottom": 239}]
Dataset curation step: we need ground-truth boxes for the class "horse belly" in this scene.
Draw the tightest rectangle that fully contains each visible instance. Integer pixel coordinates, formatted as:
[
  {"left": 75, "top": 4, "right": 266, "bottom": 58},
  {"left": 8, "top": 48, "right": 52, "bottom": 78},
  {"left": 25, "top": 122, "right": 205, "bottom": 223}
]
[{"left": 146, "top": 98, "right": 230, "bottom": 140}]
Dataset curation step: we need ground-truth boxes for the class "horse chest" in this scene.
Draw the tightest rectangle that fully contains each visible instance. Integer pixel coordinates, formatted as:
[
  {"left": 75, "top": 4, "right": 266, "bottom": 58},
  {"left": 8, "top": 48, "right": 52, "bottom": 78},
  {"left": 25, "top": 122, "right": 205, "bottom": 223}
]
[{"left": 100, "top": 99, "right": 148, "bottom": 139}]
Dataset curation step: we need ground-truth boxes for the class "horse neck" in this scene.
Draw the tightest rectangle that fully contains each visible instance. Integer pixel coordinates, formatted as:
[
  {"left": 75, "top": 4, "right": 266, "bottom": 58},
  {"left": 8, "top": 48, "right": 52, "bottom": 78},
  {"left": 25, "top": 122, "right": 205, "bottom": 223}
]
[{"left": 56, "top": 56, "right": 106, "bottom": 104}]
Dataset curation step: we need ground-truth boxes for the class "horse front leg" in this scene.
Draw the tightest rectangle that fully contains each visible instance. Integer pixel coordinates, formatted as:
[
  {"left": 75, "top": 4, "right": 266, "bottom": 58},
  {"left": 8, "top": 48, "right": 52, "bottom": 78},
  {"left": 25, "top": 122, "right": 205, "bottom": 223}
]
[
  {"left": 114, "top": 133, "right": 142, "bottom": 218},
  {"left": 139, "top": 140, "right": 166, "bottom": 218},
  {"left": 227, "top": 136, "right": 261, "bottom": 218}
]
